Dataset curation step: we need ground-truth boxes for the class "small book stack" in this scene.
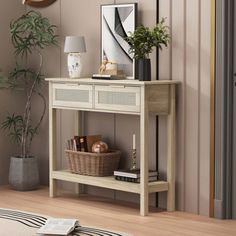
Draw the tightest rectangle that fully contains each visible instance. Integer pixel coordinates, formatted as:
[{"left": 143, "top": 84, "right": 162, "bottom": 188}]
[
  {"left": 92, "top": 74, "right": 125, "bottom": 80},
  {"left": 114, "top": 169, "right": 158, "bottom": 183}
]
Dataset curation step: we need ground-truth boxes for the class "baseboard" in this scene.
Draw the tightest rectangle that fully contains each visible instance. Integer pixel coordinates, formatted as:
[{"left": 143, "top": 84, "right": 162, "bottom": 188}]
[{"left": 214, "top": 199, "right": 224, "bottom": 219}]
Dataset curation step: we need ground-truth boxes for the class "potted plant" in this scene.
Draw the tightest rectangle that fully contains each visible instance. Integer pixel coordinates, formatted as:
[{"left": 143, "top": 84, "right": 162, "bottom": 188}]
[
  {"left": 125, "top": 18, "right": 170, "bottom": 81},
  {"left": 0, "top": 11, "right": 58, "bottom": 191}
]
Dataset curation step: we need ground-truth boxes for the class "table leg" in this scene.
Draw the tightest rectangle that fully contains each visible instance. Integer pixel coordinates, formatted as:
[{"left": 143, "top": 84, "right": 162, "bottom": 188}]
[
  {"left": 167, "top": 85, "right": 176, "bottom": 211},
  {"left": 140, "top": 87, "right": 149, "bottom": 216}
]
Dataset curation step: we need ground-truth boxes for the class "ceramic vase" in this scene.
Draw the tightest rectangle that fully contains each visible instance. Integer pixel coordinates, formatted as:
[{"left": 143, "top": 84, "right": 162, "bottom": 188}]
[{"left": 67, "top": 53, "right": 82, "bottom": 78}]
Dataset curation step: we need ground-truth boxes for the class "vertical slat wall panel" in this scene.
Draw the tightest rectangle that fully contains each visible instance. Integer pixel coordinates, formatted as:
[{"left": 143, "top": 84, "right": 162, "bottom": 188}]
[
  {"left": 158, "top": 0, "right": 172, "bottom": 209},
  {"left": 159, "top": 0, "right": 211, "bottom": 215},
  {"left": 185, "top": 0, "right": 200, "bottom": 214},
  {"left": 171, "top": 0, "right": 186, "bottom": 211},
  {"left": 159, "top": 0, "right": 171, "bottom": 80},
  {"left": 159, "top": 0, "right": 172, "bottom": 79},
  {"left": 199, "top": 0, "right": 210, "bottom": 216}
]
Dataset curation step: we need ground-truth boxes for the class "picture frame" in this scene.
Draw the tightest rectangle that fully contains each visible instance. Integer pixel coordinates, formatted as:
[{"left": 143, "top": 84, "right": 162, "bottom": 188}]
[{"left": 101, "top": 3, "right": 137, "bottom": 79}]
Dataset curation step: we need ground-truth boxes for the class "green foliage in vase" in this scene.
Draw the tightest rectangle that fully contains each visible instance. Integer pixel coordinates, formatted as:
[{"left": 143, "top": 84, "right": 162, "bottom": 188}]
[
  {"left": 125, "top": 18, "right": 170, "bottom": 60},
  {"left": 0, "top": 10, "right": 58, "bottom": 158}
]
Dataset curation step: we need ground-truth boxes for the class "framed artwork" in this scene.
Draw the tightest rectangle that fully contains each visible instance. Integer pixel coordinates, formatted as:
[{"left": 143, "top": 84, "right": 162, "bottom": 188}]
[{"left": 101, "top": 3, "right": 137, "bottom": 79}]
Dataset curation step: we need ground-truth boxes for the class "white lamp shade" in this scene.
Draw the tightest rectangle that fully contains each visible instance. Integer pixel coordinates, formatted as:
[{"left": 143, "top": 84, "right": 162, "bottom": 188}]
[{"left": 64, "top": 36, "right": 86, "bottom": 53}]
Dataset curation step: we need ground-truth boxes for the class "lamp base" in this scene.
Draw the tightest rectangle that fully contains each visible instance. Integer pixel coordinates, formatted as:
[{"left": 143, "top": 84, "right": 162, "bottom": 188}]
[{"left": 68, "top": 53, "right": 82, "bottom": 78}]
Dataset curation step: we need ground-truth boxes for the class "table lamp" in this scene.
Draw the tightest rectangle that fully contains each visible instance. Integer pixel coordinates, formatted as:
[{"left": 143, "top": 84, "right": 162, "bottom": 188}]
[{"left": 64, "top": 36, "right": 86, "bottom": 78}]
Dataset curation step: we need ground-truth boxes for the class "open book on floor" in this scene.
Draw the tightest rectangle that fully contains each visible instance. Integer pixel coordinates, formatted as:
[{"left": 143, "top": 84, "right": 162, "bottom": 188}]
[{"left": 37, "top": 218, "right": 79, "bottom": 235}]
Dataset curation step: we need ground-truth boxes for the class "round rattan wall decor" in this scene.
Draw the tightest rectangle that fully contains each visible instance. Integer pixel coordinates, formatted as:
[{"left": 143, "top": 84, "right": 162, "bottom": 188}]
[{"left": 22, "top": 0, "right": 57, "bottom": 8}]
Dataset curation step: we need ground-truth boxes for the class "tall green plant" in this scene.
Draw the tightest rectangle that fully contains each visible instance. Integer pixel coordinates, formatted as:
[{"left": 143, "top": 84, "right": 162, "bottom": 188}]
[
  {"left": 125, "top": 18, "right": 170, "bottom": 59},
  {"left": 0, "top": 10, "right": 58, "bottom": 158}
]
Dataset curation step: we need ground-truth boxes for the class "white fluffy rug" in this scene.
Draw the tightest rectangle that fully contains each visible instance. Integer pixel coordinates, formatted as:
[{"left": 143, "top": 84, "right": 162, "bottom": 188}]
[{"left": 0, "top": 208, "right": 131, "bottom": 236}]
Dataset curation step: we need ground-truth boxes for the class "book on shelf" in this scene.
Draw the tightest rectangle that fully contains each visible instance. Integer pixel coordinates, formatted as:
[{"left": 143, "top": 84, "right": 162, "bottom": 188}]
[
  {"left": 92, "top": 74, "right": 125, "bottom": 80},
  {"left": 37, "top": 218, "right": 79, "bottom": 235},
  {"left": 115, "top": 175, "right": 158, "bottom": 183},
  {"left": 66, "top": 135, "right": 102, "bottom": 152},
  {"left": 114, "top": 169, "right": 158, "bottom": 178}
]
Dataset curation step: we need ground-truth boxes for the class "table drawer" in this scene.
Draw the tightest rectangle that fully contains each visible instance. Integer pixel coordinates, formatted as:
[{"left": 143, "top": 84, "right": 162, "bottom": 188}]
[
  {"left": 52, "top": 83, "right": 93, "bottom": 108},
  {"left": 94, "top": 85, "right": 140, "bottom": 113}
]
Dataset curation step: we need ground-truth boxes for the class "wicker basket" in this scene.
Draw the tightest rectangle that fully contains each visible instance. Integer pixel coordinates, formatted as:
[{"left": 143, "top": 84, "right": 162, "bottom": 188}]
[{"left": 65, "top": 150, "right": 121, "bottom": 176}]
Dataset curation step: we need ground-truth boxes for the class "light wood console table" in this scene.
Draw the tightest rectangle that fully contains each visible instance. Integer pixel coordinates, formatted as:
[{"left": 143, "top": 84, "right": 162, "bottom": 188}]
[{"left": 46, "top": 78, "right": 179, "bottom": 216}]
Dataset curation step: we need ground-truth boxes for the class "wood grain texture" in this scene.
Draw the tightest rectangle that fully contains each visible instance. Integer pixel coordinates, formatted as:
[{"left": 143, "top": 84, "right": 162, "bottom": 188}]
[
  {"left": 140, "top": 86, "right": 149, "bottom": 216},
  {"left": 147, "top": 85, "right": 169, "bottom": 114},
  {"left": 167, "top": 85, "right": 176, "bottom": 211},
  {"left": 49, "top": 82, "right": 57, "bottom": 197},
  {"left": 0, "top": 186, "right": 236, "bottom": 236},
  {"left": 52, "top": 170, "right": 169, "bottom": 193}
]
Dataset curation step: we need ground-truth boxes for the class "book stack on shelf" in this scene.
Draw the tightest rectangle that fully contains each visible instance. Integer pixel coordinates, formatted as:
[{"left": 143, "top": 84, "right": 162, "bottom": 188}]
[
  {"left": 92, "top": 74, "right": 125, "bottom": 80},
  {"left": 114, "top": 169, "right": 158, "bottom": 183},
  {"left": 66, "top": 135, "right": 102, "bottom": 152}
]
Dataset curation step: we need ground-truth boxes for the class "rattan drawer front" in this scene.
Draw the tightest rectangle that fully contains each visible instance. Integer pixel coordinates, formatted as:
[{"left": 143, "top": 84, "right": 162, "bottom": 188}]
[
  {"left": 94, "top": 85, "right": 140, "bottom": 113},
  {"left": 52, "top": 83, "right": 93, "bottom": 108}
]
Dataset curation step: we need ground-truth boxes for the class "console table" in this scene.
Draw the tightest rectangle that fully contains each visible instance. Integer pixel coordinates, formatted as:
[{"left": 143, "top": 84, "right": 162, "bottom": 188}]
[{"left": 46, "top": 78, "right": 179, "bottom": 216}]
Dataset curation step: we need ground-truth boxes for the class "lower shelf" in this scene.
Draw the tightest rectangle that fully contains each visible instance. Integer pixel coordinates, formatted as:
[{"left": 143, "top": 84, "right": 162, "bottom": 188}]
[{"left": 52, "top": 170, "right": 169, "bottom": 194}]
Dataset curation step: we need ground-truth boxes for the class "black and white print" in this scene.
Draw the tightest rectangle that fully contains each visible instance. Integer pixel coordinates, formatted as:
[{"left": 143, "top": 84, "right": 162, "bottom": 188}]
[{"left": 101, "top": 4, "right": 136, "bottom": 79}]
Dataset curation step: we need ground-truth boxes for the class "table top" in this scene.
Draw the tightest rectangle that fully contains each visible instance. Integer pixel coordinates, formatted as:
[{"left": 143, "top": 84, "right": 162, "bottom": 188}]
[{"left": 45, "top": 78, "right": 180, "bottom": 86}]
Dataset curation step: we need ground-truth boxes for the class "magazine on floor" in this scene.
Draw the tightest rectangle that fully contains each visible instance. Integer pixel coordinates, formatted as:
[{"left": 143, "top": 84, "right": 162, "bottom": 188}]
[{"left": 37, "top": 218, "right": 79, "bottom": 235}]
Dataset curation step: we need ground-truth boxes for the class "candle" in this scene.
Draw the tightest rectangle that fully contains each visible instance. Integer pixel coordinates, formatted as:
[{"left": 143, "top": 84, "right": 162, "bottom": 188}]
[{"left": 133, "top": 134, "right": 136, "bottom": 150}]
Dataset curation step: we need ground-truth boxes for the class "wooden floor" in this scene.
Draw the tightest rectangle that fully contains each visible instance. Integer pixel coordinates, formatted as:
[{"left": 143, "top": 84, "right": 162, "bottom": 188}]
[{"left": 0, "top": 186, "right": 235, "bottom": 236}]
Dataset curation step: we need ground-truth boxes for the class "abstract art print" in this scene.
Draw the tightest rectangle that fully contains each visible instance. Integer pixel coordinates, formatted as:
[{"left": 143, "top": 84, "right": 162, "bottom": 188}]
[{"left": 101, "top": 4, "right": 137, "bottom": 79}]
